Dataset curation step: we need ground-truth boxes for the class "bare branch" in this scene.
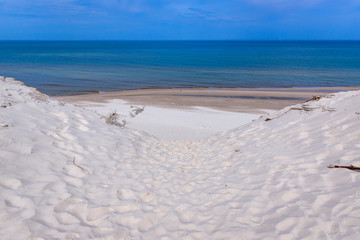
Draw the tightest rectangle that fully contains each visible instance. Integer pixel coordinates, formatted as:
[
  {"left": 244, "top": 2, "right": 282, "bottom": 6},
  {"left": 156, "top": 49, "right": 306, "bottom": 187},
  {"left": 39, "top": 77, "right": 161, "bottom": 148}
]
[
  {"left": 73, "top": 157, "right": 89, "bottom": 174},
  {"left": 328, "top": 165, "right": 360, "bottom": 172}
]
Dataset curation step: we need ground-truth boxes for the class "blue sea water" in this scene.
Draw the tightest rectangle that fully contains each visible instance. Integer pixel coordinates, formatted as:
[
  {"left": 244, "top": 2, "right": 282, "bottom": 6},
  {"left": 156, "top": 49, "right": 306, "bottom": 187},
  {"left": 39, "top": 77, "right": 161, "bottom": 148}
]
[{"left": 0, "top": 41, "right": 359, "bottom": 96}]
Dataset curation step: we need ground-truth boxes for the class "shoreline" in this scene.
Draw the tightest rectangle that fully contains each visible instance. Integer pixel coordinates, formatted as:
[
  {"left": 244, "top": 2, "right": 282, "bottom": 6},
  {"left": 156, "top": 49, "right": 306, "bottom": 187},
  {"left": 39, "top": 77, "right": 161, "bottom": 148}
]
[{"left": 55, "top": 86, "right": 360, "bottom": 113}]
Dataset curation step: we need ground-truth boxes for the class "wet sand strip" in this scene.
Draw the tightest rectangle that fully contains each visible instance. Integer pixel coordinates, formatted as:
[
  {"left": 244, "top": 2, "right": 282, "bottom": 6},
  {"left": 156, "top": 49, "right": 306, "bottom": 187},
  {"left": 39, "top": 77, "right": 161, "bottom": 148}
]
[{"left": 56, "top": 87, "right": 360, "bottom": 113}]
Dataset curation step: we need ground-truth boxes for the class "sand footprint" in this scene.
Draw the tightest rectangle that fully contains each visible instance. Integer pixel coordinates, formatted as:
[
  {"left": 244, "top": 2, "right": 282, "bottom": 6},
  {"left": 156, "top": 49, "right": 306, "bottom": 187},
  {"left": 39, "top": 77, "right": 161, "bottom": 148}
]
[
  {"left": 113, "top": 202, "right": 140, "bottom": 213},
  {"left": 116, "top": 188, "right": 136, "bottom": 200},
  {"left": 64, "top": 176, "right": 83, "bottom": 187},
  {"left": 50, "top": 111, "right": 78, "bottom": 140},
  {"left": 139, "top": 191, "right": 159, "bottom": 205},
  {"left": 72, "top": 114, "right": 90, "bottom": 131},
  {"left": 75, "top": 114, "right": 89, "bottom": 125},
  {"left": 116, "top": 213, "right": 141, "bottom": 228},
  {"left": 63, "top": 164, "right": 87, "bottom": 178},
  {"left": 54, "top": 197, "right": 85, "bottom": 213},
  {"left": 4, "top": 194, "right": 33, "bottom": 208},
  {"left": 175, "top": 203, "right": 196, "bottom": 224},
  {"left": 0, "top": 178, "right": 22, "bottom": 190},
  {"left": 86, "top": 207, "right": 114, "bottom": 221},
  {"left": 55, "top": 212, "right": 81, "bottom": 225},
  {"left": 137, "top": 212, "right": 162, "bottom": 232},
  {"left": 59, "top": 130, "right": 76, "bottom": 141},
  {"left": 51, "top": 111, "right": 69, "bottom": 124},
  {"left": 276, "top": 217, "right": 297, "bottom": 233},
  {"left": 298, "top": 131, "right": 310, "bottom": 140}
]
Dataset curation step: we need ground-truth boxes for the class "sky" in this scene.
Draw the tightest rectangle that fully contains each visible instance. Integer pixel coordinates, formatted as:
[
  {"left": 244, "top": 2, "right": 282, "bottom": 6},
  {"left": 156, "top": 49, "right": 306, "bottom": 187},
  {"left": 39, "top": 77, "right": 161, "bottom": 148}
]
[{"left": 0, "top": 0, "right": 359, "bottom": 40}]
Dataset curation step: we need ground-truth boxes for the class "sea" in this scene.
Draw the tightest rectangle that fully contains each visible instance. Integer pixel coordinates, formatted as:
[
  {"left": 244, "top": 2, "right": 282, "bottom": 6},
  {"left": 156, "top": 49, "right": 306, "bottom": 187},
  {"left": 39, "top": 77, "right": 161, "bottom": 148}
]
[{"left": 0, "top": 41, "right": 359, "bottom": 96}]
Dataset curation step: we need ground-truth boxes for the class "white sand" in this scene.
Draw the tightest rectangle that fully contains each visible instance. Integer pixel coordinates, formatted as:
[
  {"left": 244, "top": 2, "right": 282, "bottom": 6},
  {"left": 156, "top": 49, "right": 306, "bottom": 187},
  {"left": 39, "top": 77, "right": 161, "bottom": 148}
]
[
  {"left": 1, "top": 76, "right": 360, "bottom": 239},
  {"left": 74, "top": 99, "right": 267, "bottom": 140}
]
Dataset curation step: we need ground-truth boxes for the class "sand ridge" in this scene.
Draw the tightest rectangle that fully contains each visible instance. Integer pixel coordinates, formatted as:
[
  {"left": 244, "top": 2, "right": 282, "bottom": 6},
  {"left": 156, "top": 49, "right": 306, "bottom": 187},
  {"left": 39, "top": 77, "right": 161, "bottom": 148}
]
[{"left": 1, "top": 77, "right": 360, "bottom": 239}]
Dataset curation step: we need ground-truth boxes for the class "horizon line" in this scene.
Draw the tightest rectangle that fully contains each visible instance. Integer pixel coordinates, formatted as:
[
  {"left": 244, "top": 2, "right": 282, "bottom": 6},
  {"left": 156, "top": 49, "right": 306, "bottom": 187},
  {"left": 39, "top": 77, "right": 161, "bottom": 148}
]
[{"left": 1, "top": 39, "right": 360, "bottom": 42}]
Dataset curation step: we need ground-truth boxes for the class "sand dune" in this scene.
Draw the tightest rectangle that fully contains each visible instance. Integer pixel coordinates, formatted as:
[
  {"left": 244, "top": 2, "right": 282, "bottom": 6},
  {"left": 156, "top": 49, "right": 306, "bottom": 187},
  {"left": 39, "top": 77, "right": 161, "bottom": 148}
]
[{"left": 1, "top": 76, "right": 360, "bottom": 239}]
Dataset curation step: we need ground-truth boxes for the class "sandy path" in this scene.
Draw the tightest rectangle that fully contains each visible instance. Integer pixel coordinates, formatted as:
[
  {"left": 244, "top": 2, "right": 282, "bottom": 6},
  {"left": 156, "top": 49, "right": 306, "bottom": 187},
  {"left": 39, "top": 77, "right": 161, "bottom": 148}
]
[{"left": 1, "top": 77, "right": 360, "bottom": 239}]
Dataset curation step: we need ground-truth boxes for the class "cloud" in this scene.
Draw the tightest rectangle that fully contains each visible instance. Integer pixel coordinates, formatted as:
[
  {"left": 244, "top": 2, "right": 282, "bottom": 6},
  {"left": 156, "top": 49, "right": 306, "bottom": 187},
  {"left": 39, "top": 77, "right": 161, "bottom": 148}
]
[
  {"left": 0, "top": 0, "right": 248, "bottom": 23},
  {"left": 167, "top": 5, "right": 221, "bottom": 21},
  {"left": 95, "top": 0, "right": 147, "bottom": 13},
  {"left": 164, "top": 1, "right": 245, "bottom": 23},
  {"left": 248, "top": 0, "right": 325, "bottom": 8},
  {"left": 0, "top": 0, "right": 93, "bottom": 17},
  {"left": 186, "top": 8, "right": 217, "bottom": 20},
  {"left": 0, "top": 0, "right": 359, "bottom": 40}
]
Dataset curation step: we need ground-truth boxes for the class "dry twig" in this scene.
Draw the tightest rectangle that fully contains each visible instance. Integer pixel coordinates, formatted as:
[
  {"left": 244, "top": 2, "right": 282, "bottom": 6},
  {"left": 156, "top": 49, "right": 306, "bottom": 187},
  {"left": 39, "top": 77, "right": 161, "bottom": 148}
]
[
  {"left": 328, "top": 165, "right": 360, "bottom": 171},
  {"left": 129, "top": 106, "right": 144, "bottom": 118},
  {"left": 305, "top": 96, "right": 322, "bottom": 102},
  {"left": 73, "top": 157, "right": 88, "bottom": 174}
]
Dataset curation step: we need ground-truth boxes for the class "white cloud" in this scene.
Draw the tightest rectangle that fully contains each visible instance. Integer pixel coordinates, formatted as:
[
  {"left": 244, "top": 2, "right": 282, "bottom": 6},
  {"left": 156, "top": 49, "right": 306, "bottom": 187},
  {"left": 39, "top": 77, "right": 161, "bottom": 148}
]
[
  {"left": 165, "top": 2, "right": 242, "bottom": 22},
  {"left": 96, "top": 0, "right": 148, "bottom": 13},
  {"left": 0, "top": 0, "right": 97, "bottom": 17},
  {"left": 248, "top": 0, "right": 325, "bottom": 9}
]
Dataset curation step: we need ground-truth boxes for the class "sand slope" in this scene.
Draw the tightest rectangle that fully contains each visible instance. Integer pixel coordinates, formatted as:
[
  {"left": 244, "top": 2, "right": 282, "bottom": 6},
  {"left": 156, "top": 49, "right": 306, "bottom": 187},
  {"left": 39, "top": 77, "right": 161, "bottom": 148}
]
[
  {"left": 1, "top": 77, "right": 360, "bottom": 239},
  {"left": 74, "top": 99, "right": 263, "bottom": 140}
]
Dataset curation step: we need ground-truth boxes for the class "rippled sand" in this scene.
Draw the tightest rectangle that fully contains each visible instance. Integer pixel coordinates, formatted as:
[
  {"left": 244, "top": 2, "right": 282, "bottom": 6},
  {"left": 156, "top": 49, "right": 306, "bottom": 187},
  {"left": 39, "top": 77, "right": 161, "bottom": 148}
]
[{"left": 1, "top": 77, "right": 360, "bottom": 239}]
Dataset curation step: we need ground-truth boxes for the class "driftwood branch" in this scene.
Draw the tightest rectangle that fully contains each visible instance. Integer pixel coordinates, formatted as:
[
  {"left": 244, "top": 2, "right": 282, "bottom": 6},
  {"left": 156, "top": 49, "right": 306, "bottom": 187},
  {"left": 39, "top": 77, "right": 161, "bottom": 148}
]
[
  {"left": 328, "top": 165, "right": 360, "bottom": 171},
  {"left": 73, "top": 157, "right": 88, "bottom": 174}
]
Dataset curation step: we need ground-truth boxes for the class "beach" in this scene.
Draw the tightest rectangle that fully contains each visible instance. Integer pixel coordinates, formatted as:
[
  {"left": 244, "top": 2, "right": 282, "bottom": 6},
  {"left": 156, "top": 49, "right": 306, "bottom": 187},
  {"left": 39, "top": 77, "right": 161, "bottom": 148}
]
[
  {"left": 56, "top": 87, "right": 359, "bottom": 140},
  {"left": 56, "top": 86, "right": 360, "bottom": 112},
  {"left": 1, "top": 76, "right": 360, "bottom": 239}
]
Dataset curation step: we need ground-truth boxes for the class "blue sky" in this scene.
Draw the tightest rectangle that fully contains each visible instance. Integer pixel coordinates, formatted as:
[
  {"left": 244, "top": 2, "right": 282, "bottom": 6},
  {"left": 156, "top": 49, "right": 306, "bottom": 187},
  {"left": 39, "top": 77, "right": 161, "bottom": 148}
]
[{"left": 0, "top": 0, "right": 359, "bottom": 40}]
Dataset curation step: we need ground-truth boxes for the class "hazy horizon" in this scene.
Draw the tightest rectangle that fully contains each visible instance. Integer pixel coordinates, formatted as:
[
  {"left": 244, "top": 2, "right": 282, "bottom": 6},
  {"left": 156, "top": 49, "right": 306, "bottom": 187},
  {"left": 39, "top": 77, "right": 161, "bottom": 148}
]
[{"left": 1, "top": 40, "right": 360, "bottom": 42}]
